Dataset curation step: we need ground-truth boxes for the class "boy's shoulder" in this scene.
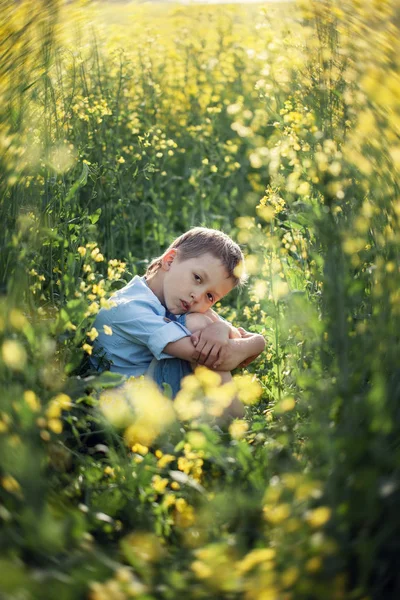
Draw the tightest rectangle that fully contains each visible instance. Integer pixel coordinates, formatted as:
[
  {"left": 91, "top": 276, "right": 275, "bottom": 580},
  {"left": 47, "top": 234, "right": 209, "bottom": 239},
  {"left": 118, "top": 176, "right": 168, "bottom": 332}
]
[{"left": 112, "top": 275, "right": 164, "bottom": 314}]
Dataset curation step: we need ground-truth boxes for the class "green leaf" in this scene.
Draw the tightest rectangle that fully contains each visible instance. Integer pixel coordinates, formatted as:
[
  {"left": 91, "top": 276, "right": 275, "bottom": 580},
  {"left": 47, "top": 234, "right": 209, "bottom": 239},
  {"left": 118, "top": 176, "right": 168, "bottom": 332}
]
[{"left": 89, "top": 208, "right": 102, "bottom": 224}]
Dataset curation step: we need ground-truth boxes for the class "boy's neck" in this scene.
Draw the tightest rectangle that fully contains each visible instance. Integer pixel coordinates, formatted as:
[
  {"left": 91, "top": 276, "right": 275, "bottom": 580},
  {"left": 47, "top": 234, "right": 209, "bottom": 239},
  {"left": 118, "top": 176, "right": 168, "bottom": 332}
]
[{"left": 145, "top": 270, "right": 165, "bottom": 306}]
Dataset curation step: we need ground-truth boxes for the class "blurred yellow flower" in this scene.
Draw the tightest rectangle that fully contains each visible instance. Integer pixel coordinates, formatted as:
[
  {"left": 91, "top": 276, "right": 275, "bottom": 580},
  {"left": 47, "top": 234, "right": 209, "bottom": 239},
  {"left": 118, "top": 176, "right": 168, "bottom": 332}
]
[
  {"left": 24, "top": 390, "right": 41, "bottom": 412},
  {"left": 87, "top": 327, "right": 99, "bottom": 342},
  {"left": 157, "top": 454, "right": 175, "bottom": 468},
  {"left": 9, "top": 309, "right": 28, "bottom": 330},
  {"left": 152, "top": 475, "right": 169, "bottom": 494},
  {"left": 275, "top": 396, "right": 296, "bottom": 413},
  {"left": 48, "top": 418, "right": 63, "bottom": 434},
  {"left": 103, "top": 325, "right": 113, "bottom": 335},
  {"left": 237, "top": 547, "right": 276, "bottom": 574},
  {"left": 234, "top": 374, "right": 262, "bottom": 405},
  {"left": 122, "top": 379, "right": 175, "bottom": 446},
  {"left": 2, "top": 340, "right": 27, "bottom": 371},
  {"left": 132, "top": 443, "right": 148, "bottom": 455},
  {"left": 1, "top": 475, "right": 21, "bottom": 495},
  {"left": 229, "top": 419, "right": 248, "bottom": 440},
  {"left": 263, "top": 503, "right": 291, "bottom": 524},
  {"left": 305, "top": 556, "right": 322, "bottom": 573},
  {"left": 306, "top": 506, "right": 331, "bottom": 528}
]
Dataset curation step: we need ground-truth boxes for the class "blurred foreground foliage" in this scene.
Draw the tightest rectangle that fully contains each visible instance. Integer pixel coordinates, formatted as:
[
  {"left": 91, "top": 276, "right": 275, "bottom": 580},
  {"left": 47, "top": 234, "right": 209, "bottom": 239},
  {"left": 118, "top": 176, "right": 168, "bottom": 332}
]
[{"left": 1, "top": 0, "right": 400, "bottom": 598}]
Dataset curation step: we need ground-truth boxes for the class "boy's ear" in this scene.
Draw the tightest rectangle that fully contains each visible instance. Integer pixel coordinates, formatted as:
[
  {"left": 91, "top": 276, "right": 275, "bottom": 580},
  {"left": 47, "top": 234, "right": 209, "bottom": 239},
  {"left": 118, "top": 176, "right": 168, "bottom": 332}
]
[{"left": 161, "top": 248, "right": 177, "bottom": 270}]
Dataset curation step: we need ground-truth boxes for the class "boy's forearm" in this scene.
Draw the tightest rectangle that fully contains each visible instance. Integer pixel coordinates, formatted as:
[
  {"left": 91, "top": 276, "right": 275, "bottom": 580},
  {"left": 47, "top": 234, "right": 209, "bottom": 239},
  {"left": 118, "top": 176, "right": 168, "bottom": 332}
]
[{"left": 164, "top": 336, "right": 197, "bottom": 362}]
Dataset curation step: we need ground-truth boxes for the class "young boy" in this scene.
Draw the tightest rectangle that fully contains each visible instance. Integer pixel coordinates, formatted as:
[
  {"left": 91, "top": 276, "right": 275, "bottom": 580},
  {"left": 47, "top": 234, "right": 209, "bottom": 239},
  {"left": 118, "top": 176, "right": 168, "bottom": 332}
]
[{"left": 90, "top": 228, "right": 265, "bottom": 416}]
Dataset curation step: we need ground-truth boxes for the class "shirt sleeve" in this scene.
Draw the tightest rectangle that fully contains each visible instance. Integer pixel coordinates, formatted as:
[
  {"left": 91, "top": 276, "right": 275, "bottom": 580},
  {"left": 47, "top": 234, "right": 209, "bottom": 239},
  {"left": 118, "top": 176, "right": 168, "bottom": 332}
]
[{"left": 113, "top": 298, "right": 191, "bottom": 360}]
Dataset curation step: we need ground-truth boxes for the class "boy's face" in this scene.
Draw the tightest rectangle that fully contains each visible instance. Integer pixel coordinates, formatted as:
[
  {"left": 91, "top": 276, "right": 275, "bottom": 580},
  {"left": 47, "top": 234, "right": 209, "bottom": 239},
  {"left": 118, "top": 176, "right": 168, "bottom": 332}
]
[{"left": 161, "top": 250, "right": 235, "bottom": 315}]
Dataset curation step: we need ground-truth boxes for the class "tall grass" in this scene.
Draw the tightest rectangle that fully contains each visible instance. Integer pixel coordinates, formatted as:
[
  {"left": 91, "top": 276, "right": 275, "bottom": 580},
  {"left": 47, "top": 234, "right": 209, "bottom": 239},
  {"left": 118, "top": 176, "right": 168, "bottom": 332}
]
[{"left": 0, "top": 0, "right": 400, "bottom": 598}]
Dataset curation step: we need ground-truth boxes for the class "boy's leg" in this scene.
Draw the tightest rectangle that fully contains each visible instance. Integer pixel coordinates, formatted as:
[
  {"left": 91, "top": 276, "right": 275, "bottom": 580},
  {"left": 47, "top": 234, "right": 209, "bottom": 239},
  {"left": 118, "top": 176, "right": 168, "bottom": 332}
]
[
  {"left": 146, "top": 313, "right": 208, "bottom": 398},
  {"left": 184, "top": 313, "right": 245, "bottom": 420},
  {"left": 148, "top": 312, "right": 244, "bottom": 419}
]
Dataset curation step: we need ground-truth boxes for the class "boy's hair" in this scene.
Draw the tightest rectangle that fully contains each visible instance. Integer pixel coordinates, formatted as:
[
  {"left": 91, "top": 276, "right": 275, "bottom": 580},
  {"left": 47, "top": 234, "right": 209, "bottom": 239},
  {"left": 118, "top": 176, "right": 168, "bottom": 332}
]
[{"left": 146, "top": 227, "right": 247, "bottom": 286}]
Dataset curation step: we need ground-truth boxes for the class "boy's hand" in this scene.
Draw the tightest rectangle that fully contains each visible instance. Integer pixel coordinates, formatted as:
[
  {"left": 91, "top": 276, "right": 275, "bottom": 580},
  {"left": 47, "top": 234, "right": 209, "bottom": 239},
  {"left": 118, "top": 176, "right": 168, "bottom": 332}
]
[
  {"left": 191, "top": 322, "right": 230, "bottom": 368},
  {"left": 212, "top": 333, "right": 266, "bottom": 371}
]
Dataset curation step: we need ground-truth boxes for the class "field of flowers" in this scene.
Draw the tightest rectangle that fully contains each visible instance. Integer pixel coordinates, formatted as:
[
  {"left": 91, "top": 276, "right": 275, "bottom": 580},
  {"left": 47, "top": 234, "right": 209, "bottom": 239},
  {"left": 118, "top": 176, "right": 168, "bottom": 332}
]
[{"left": 1, "top": 0, "right": 400, "bottom": 598}]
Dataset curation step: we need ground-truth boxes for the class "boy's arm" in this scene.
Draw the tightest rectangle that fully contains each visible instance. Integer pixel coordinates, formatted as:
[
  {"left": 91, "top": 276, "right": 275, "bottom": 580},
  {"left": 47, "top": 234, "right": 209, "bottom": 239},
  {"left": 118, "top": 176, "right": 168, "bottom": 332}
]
[
  {"left": 163, "top": 335, "right": 201, "bottom": 363},
  {"left": 213, "top": 334, "right": 266, "bottom": 371},
  {"left": 164, "top": 324, "right": 265, "bottom": 370},
  {"left": 164, "top": 320, "right": 230, "bottom": 365}
]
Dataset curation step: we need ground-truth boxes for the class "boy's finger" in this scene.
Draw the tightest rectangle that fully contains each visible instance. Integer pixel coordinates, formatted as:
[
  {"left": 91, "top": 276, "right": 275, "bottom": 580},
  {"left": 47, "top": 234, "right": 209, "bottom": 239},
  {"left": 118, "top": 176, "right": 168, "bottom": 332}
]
[
  {"left": 197, "top": 340, "right": 209, "bottom": 364},
  {"left": 206, "top": 349, "right": 219, "bottom": 368},
  {"left": 191, "top": 331, "right": 199, "bottom": 347},
  {"left": 200, "top": 342, "right": 213, "bottom": 366}
]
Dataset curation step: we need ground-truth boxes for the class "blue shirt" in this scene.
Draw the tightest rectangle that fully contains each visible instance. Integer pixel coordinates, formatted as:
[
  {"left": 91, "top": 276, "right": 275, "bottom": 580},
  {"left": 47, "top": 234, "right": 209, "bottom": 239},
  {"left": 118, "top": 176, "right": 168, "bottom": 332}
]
[{"left": 90, "top": 275, "right": 191, "bottom": 377}]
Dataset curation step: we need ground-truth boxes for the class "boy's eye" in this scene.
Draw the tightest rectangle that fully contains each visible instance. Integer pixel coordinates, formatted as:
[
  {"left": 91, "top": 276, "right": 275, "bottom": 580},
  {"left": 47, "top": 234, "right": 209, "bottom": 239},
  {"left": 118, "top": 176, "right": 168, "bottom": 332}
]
[
  {"left": 194, "top": 274, "right": 201, "bottom": 282},
  {"left": 207, "top": 293, "right": 214, "bottom": 302}
]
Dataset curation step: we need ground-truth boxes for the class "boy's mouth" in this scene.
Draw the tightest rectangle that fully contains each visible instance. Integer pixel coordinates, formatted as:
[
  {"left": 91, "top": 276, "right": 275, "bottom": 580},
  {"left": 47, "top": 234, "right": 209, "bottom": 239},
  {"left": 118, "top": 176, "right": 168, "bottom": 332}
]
[{"left": 180, "top": 299, "right": 190, "bottom": 311}]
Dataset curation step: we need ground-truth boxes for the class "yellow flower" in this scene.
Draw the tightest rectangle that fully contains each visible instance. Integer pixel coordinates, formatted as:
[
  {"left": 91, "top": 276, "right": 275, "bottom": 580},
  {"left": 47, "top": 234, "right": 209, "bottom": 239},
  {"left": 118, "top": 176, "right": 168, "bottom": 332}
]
[
  {"left": 82, "top": 343, "right": 93, "bottom": 355},
  {"left": 194, "top": 366, "right": 221, "bottom": 388},
  {"left": 157, "top": 454, "right": 175, "bottom": 468},
  {"left": 152, "top": 475, "right": 169, "bottom": 494},
  {"left": 77, "top": 246, "right": 86, "bottom": 256},
  {"left": 9, "top": 309, "right": 28, "bottom": 330},
  {"left": 103, "top": 325, "right": 113, "bottom": 336},
  {"left": 276, "top": 397, "right": 296, "bottom": 413},
  {"left": 24, "top": 390, "right": 41, "bottom": 411},
  {"left": 54, "top": 394, "right": 72, "bottom": 410},
  {"left": 162, "top": 493, "right": 176, "bottom": 509},
  {"left": 229, "top": 419, "right": 248, "bottom": 440},
  {"left": 87, "top": 327, "right": 99, "bottom": 342},
  {"left": 237, "top": 548, "right": 276, "bottom": 574},
  {"left": 131, "top": 443, "right": 148, "bottom": 455},
  {"left": 48, "top": 418, "right": 63, "bottom": 434},
  {"left": 117, "top": 156, "right": 125, "bottom": 164},
  {"left": 234, "top": 374, "right": 262, "bottom": 405},
  {"left": 1, "top": 475, "right": 21, "bottom": 495},
  {"left": 263, "top": 503, "right": 291, "bottom": 524},
  {"left": 305, "top": 556, "right": 322, "bottom": 573},
  {"left": 2, "top": 340, "right": 27, "bottom": 371},
  {"left": 306, "top": 507, "right": 331, "bottom": 528},
  {"left": 191, "top": 560, "right": 212, "bottom": 579},
  {"left": 174, "top": 499, "right": 195, "bottom": 527}
]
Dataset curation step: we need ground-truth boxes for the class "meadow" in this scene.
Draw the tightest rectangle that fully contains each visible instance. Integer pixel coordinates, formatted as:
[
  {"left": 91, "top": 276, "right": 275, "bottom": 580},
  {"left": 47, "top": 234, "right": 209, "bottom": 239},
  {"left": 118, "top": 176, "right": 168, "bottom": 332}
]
[{"left": 1, "top": 0, "right": 400, "bottom": 598}]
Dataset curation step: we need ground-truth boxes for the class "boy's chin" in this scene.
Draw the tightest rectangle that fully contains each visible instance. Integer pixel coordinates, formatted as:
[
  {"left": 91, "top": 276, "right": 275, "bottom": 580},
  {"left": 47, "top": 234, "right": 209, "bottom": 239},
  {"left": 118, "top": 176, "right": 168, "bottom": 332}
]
[{"left": 167, "top": 306, "right": 183, "bottom": 316}]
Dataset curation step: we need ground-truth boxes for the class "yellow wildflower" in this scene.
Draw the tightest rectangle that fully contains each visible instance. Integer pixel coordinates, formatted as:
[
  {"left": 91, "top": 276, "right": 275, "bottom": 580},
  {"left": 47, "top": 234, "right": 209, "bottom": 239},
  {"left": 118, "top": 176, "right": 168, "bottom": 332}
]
[
  {"left": 306, "top": 507, "right": 331, "bottom": 528},
  {"left": 229, "top": 419, "right": 248, "bottom": 440},
  {"left": 1, "top": 475, "right": 21, "bottom": 495},
  {"left": 24, "top": 390, "right": 41, "bottom": 411},
  {"left": 1, "top": 340, "right": 27, "bottom": 371},
  {"left": 157, "top": 454, "right": 175, "bottom": 468},
  {"left": 152, "top": 475, "right": 169, "bottom": 495},
  {"left": 82, "top": 343, "right": 93, "bottom": 355},
  {"left": 48, "top": 418, "right": 63, "bottom": 434},
  {"left": 87, "top": 327, "right": 99, "bottom": 342}
]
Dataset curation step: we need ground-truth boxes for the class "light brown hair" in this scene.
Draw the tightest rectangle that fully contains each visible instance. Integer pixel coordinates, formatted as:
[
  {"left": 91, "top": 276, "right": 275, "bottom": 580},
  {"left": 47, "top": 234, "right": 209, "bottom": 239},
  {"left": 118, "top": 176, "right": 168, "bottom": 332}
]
[{"left": 146, "top": 227, "right": 247, "bottom": 286}]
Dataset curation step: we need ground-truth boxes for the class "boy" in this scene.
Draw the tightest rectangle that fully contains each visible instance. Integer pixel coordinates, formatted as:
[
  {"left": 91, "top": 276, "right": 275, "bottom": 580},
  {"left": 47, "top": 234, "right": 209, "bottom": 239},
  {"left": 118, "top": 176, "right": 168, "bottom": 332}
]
[{"left": 90, "top": 228, "right": 265, "bottom": 416}]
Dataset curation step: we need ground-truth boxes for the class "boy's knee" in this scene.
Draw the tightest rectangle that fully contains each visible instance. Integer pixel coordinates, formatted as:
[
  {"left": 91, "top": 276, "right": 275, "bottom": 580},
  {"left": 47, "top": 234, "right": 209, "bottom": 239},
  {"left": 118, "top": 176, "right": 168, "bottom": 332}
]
[{"left": 185, "top": 312, "right": 213, "bottom": 333}]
